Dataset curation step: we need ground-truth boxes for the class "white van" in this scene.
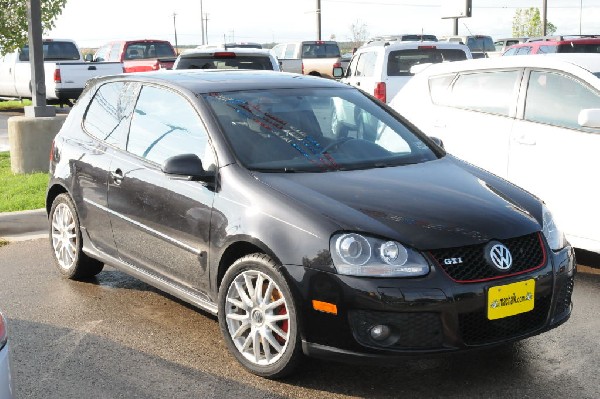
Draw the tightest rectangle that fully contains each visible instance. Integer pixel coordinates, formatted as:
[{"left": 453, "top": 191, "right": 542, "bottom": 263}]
[
  {"left": 390, "top": 54, "right": 600, "bottom": 254},
  {"left": 341, "top": 41, "right": 471, "bottom": 103}
]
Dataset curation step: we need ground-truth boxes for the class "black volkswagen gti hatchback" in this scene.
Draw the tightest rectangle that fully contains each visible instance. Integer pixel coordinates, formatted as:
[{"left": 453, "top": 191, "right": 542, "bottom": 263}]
[{"left": 46, "top": 70, "right": 575, "bottom": 378}]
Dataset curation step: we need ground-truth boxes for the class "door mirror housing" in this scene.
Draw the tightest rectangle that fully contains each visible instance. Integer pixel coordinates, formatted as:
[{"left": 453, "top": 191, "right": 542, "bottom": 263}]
[
  {"left": 84, "top": 53, "right": 93, "bottom": 62},
  {"left": 333, "top": 66, "right": 344, "bottom": 79},
  {"left": 162, "top": 154, "right": 214, "bottom": 183}
]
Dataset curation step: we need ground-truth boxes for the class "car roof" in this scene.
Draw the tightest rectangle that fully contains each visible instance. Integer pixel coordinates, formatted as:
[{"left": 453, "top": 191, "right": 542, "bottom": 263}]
[
  {"left": 180, "top": 48, "right": 274, "bottom": 57},
  {"left": 359, "top": 41, "right": 470, "bottom": 51},
  {"left": 411, "top": 53, "right": 600, "bottom": 77},
  {"left": 91, "top": 69, "right": 348, "bottom": 93}
]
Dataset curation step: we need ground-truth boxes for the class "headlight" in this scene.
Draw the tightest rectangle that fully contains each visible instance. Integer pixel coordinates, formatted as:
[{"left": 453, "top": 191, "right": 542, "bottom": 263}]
[
  {"left": 330, "top": 233, "right": 429, "bottom": 277},
  {"left": 542, "top": 204, "right": 566, "bottom": 251}
]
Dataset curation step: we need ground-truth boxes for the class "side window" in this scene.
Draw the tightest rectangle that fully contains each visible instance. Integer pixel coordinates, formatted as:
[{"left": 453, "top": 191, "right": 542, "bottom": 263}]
[
  {"left": 83, "top": 81, "right": 140, "bottom": 149},
  {"left": 109, "top": 43, "right": 122, "bottom": 61},
  {"left": 94, "top": 45, "right": 109, "bottom": 62},
  {"left": 524, "top": 70, "right": 600, "bottom": 131},
  {"left": 447, "top": 70, "right": 521, "bottom": 116},
  {"left": 516, "top": 46, "right": 532, "bottom": 55},
  {"left": 127, "top": 86, "right": 215, "bottom": 168},
  {"left": 271, "top": 44, "right": 284, "bottom": 58},
  {"left": 355, "top": 52, "right": 377, "bottom": 77},
  {"left": 503, "top": 48, "right": 517, "bottom": 56},
  {"left": 346, "top": 54, "right": 359, "bottom": 77},
  {"left": 538, "top": 45, "right": 557, "bottom": 54},
  {"left": 284, "top": 44, "right": 297, "bottom": 59},
  {"left": 429, "top": 74, "right": 457, "bottom": 105}
]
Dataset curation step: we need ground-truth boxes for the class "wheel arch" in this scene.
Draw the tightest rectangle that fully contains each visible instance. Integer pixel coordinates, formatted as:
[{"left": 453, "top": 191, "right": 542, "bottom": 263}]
[
  {"left": 46, "top": 183, "right": 69, "bottom": 216},
  {"left": 215, "top": 237, "right": 284, "bottom": 291}
]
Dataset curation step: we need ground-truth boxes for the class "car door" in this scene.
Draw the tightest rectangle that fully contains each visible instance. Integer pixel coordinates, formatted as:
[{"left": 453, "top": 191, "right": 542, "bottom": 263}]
[
  {"left": 77, "top": 80, "right": 140, "bottom": 257},
  {"left": 508, "top": 69, "right": 600, "bottom": 247},
  {"left": 344, "top": 50, "right": 379, "bottom": 98},
  {"left": 108, "top": 84, "right": 217, "bottom": 294},
  {"left": 428, "top": 69, "right": 522, "bottom": 179}
]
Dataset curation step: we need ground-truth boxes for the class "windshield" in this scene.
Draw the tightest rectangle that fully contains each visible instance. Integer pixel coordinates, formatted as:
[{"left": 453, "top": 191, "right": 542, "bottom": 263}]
[
  {"left": 202, "top": 88, "right": 438, "bottom": 172},
  {"left": 467, "top": 37, "right": 495, "bottom": 52}
]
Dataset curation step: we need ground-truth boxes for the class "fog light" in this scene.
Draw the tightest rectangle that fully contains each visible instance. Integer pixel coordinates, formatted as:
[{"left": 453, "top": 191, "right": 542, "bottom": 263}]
[{"left": 370, "top": 324, "right": 391, "bottom": 341}]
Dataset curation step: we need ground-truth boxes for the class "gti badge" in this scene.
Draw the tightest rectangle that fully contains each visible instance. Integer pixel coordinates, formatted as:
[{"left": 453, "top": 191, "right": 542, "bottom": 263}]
[
  {"left": 484, "top": 241, "right": 513, "bottom": 272},
  {"left": 444, "top": 257, "right": 463, "bottom": 265}
]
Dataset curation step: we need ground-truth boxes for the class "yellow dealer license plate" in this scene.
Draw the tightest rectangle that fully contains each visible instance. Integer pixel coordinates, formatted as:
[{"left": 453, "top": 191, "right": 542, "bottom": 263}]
[{"left": 487, "top": 279, "right": 535, "bottom": 320}]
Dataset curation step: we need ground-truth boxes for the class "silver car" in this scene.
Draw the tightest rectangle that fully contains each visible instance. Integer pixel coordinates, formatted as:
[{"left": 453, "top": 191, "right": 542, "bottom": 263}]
[{"left": 0, "top": 312, "right": 13, "bottom": 399}]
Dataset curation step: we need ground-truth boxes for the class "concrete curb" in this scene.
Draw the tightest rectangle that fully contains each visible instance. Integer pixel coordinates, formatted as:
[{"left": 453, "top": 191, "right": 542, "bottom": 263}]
[{"left": 0, "top": 208, "right": 48, "bottom": 242}]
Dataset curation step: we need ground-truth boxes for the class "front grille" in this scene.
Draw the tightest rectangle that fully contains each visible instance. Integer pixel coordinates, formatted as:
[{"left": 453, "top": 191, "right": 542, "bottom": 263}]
[
  {"left": 553, "top": 276, "right": 574, "bottom": 317},
  {"left": 429, "top": 233, "right": 545, "bottom": 282},
  {"left": 459, "top": 294, "right": 551, "bottom": 345},
  {"left": 349, "top": 310, "right": 443, "bottom": 350}
]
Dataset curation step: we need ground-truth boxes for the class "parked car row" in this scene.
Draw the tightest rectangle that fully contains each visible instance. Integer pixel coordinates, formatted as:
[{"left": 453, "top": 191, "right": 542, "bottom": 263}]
[{"left": 391, "top": 53, "right": 600, "bottom": 254}]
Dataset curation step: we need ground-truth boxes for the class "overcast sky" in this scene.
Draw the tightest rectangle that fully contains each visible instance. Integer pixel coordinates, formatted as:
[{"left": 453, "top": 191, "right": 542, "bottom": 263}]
[{"left": 48, "top": 0, "right": 600, "bottom": 48}]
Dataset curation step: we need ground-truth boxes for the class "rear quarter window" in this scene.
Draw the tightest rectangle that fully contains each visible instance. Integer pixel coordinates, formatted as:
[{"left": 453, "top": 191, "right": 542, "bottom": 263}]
[
  {"left": 440, "top": 70, "right": 521, "bottom": 116},
  {"left": 387, "top": 49, "right": 467, "bottom": 77},
  {"left": 83, "top": 81, "right": 141, "bottom": 149}
]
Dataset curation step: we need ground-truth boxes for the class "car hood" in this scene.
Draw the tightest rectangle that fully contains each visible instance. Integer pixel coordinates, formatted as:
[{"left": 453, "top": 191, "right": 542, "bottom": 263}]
[{"left": 254, "top": 157, "right": 541, "bottom": 250}]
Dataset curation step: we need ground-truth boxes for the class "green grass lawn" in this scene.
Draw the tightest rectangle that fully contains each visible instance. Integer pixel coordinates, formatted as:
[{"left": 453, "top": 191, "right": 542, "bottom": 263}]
[
  {"left": 0, "top": 151, "right": 48, "bottom": 212},
  {"left": 0, "top": 99, "right": 32, "bottom": 111}
]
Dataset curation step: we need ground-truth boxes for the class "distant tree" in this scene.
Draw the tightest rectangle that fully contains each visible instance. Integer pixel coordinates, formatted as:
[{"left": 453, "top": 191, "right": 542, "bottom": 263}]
[
  {"left": 512, "top": 7, "right": 557, "bottom": 37},
  {"left": 0, "top": 0, "right": 67, "bottom": 55},
  {"left": 348, "top": 20, "right": 369, "bottom": 50}
]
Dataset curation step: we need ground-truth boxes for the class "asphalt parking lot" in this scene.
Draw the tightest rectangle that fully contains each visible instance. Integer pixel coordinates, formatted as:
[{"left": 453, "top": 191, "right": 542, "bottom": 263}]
[{"left": 0, "top": 239, "right": 599, "bottom": 399}]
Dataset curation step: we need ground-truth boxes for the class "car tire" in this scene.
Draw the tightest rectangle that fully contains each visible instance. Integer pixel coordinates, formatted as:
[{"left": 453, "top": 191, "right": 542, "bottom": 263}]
[
  {"left": 49, "top": 193, "right": 104, "bottom": 279},
  {"left": 218, "top": 253, "right": 302, "bottom": 379}
]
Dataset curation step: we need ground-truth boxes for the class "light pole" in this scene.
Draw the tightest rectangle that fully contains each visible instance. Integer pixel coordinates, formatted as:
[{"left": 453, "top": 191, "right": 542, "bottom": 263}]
[
  {"left": 580, "top": 0, "right": 583, "bottom": 35},
  {"left": 173, "top": 13, "right": 179, "bottom": 53},
  {"left": 200, "top": 0, "right": 205, "bottom": 45}
]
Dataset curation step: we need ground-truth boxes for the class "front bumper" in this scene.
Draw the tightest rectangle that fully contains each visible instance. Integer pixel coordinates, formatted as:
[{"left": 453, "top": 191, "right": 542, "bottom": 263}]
[{"left": 283, "top": 244, "right": 575, "bottom": 363}]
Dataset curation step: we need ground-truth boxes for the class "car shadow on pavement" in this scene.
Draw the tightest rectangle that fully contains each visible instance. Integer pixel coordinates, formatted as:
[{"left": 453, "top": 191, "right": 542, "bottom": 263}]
[{"left": 8, "top": 318, "right": 286, "bottom": 399}]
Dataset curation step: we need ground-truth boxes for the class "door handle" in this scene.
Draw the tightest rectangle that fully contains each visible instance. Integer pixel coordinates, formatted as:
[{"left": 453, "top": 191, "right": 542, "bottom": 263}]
[
  {"left": 111, "top": 168, "right": 124, "bottom": 185},
  {"left": 514, "top": 133, "right": 536, "bottom": 145},
  {"left": 356, "top": 82, "right": 361, "bottom": 86},
  {"left": 88, "top": 65, "right": 97, "bottom": 70}
]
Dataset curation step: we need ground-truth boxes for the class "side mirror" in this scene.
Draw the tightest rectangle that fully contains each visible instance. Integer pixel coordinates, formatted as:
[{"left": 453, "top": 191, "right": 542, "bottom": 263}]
[
  {"left": 162, "top": 154, "right": 214, "bottom": 183},
  {"left": 84, "top": 54, "right": 93, "bottom": 62},
  {"left": 429, "top": 136, "right": 444, "bottom": 149},
  {"left": 578, "top": 108, "right": 600, "bottom": 128},
  {"left": 333, "top": 66, "right": 344, "bottom": 79}
]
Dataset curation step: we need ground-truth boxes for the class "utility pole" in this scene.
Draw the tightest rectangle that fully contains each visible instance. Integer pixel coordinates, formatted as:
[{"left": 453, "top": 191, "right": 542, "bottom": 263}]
[
  {"left": 173, "top": 13, "right": 179, "bottom": 53},
  {"left": 200, "top": 0, "right": 205, "bottom": 45},
  {"left": 25, "top": 0, "right": 55, "bottom": 117},
  {"left": 316, "top": 0, "right": 322, "bottom": 40},
  {"left": 204, "top": 13, "right": 209, "bottom": 44},
  {"left": 542, "top": 0, "right": 548, "bottom": 36}
]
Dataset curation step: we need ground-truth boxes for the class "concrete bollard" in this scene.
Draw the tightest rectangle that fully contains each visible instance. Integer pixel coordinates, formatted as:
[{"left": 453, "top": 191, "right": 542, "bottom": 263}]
[{"left": 7, "top": 115, "right": 67, "bottom": 174}]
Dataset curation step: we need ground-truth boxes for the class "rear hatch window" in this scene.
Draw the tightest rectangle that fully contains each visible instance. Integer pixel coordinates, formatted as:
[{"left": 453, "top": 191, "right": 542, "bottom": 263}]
[
  {"left": 387, "top": 48, "right": 468, "bottom": 76},
  {"left": 467, "top": 36, "right": 495, "bottom": 52},
  {"left": 125, "top": 42, "right": 176, "bottom": 60},
  {"left": 176, "top": 54, "right": 274, "bottom": 70},
  {"left": 301, "top": 43, "right": 341, "bottom": 58},
  {"left": 557, "top": 43, "right": 600, "bottom": 53},
  {"left": 20, "top": 41, "right": 80, "bottom": 61}
]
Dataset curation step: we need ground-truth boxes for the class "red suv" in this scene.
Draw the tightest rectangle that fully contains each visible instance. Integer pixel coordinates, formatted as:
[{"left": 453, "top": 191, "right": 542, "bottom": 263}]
[{"left": 503, "top": 35, "right": 600, "bottom": 55}]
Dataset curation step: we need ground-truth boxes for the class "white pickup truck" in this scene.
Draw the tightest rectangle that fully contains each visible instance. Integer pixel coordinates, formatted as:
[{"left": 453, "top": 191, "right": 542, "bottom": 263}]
[{"left": 0, "top": 39, "right": 122, "bottom": 105}]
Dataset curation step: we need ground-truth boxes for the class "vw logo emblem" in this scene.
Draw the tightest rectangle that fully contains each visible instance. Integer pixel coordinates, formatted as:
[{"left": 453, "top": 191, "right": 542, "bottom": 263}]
[{"left": 484, "top": 241, "right": 513, "bottom": 272}]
